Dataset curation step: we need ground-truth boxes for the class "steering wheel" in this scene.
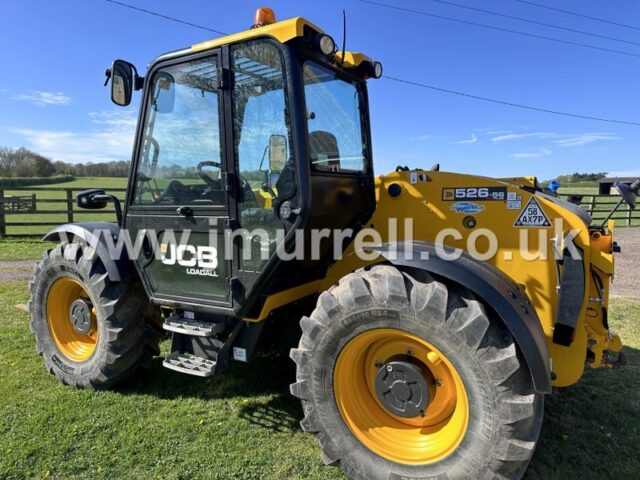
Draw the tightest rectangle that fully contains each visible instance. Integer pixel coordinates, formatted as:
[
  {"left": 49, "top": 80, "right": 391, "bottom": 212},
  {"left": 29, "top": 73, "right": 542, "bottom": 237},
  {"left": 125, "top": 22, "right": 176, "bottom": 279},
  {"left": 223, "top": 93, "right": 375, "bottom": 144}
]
[{"left": 197, "top": 160, "right": 222, "bottom": 187}]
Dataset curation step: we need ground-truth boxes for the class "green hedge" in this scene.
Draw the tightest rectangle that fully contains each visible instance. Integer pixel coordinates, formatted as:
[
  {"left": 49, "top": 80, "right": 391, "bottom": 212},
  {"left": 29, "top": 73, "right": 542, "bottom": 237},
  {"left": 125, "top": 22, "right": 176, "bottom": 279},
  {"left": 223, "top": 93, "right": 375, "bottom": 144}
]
[{"left": 0, "top": 175, "right": 74, "bottom": 188}]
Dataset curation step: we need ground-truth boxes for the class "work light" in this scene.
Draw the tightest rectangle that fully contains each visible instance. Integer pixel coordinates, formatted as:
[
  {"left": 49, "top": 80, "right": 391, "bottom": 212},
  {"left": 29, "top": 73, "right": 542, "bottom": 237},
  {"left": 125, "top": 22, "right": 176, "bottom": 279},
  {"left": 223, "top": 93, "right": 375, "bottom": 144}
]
[
  {"left": 316, "top": 34, "right": 336, "bottom": 55},
  {"left": 372, "top": 61, "right": 383, "bottom": 79}
]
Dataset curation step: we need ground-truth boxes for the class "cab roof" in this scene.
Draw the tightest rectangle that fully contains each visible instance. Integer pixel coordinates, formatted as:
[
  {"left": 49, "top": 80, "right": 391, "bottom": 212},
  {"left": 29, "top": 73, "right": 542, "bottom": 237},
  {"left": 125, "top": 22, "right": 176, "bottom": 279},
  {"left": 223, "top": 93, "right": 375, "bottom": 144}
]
[{"left": 191, "top": 16, "right": 371, "bottom": 69}]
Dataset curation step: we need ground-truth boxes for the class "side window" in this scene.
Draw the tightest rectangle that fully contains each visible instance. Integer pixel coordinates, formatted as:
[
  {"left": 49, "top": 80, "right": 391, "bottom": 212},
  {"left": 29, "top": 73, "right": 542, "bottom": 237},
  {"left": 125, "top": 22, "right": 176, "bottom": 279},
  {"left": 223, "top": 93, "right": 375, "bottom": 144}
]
[
  {"left": 232, "top": 41, "right": 294, "bottom": 217},
  {"left": 231, "top": 40, "right": 292, "bottom": 270},
  {"left": 133, "top": 56, "right": 225, "bottom": 206},
  {"left": 303, "top": 62, "right": 366, "bottom": 172}
]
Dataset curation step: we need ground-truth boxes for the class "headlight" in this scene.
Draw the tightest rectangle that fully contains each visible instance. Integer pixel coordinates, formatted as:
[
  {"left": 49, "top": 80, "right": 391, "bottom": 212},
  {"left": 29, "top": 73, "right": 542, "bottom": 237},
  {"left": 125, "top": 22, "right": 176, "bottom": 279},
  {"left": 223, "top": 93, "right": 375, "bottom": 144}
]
[
  {"left": 372, "top": 61, "right": 383, "bottom": 79},
  {"left": 316, "top": 34, "right": 336, "bottom": 55},
  {"left": 362, "top": 60, "right": 383, "bottom": 79}
]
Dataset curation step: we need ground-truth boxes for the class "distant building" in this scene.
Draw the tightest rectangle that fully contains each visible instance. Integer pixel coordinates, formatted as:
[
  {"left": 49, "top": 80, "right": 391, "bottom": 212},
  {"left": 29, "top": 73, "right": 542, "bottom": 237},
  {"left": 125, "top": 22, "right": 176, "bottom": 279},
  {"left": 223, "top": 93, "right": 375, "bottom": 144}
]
[{"left": 598, "top": 177, "right": 638, "bottom": 195}]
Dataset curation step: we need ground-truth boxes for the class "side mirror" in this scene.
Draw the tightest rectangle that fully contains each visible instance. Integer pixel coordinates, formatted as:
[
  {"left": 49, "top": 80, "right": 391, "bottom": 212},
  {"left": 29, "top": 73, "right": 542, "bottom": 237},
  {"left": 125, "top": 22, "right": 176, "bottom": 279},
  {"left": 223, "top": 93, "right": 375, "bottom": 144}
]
[
  {"left": 77, "top": 189, "right": 123, "bottom": 225},
  {"left": 154, "top": 72, "right": 175, "bottom": 114},
  {"left": 76, "top": 189, "right": 108, "bottom": 209},
  {"left": 615, "top": 180, "right": 639, "bottom": 210},
  {"left": 107, "top": 60, "right": 138, "bottom": 107},
  {"left": 269, "top": 134, "right": 287, "bottom": 172}
]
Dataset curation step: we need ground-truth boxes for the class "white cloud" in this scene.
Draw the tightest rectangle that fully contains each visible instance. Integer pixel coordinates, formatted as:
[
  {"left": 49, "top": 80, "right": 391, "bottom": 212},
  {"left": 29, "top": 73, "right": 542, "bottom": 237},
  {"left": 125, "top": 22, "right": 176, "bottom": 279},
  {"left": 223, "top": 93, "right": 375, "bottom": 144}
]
[
  {"left": 11, "top": 90, "right": 72, "bottom": 106},
  {"left": 511, "top": 148, "right": 552, "bottom": 159},
  {"left": 453, "top": 133, "right": 478, "bottom": 144},
  {"left": 485, "top": 129, "right": 511, "bottom": 135},
  {"left": 491, "top": 130, "right": 620, "bottom": 148},
  {"left": 552, "top": 133, "right": 620, "bottom": 147},
  {"left": 10, "top": 109, "right": 136, "bottom": 163},
  {"left": 491, "top": 132, "right": 556, "bottom": 142}
]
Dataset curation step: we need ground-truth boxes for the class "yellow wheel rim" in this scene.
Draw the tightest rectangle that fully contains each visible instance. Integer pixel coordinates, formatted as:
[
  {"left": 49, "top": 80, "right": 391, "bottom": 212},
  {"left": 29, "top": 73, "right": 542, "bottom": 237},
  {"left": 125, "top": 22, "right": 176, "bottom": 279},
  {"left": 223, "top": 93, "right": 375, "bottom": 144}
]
[
  {"left": 334, "top": 328, "right": 469, "bottom": 465},
  {"left": 46, "top": 277, "right": 98, "bottom": 362}
]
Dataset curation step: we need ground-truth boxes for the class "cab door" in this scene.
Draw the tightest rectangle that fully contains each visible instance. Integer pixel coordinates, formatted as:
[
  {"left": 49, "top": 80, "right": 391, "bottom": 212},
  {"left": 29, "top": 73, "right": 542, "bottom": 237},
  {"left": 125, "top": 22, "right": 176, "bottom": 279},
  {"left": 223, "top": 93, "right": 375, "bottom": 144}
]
[{"left": 124, "top": 51, "right": 233, "bottom": 308}]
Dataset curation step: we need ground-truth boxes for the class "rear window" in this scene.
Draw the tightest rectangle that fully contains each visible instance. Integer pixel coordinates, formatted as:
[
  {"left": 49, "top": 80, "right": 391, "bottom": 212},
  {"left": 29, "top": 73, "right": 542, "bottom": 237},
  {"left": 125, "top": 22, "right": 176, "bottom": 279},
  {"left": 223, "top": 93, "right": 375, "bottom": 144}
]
[{"left": 303, "top": 62, "right": 366, "bottom": 173}]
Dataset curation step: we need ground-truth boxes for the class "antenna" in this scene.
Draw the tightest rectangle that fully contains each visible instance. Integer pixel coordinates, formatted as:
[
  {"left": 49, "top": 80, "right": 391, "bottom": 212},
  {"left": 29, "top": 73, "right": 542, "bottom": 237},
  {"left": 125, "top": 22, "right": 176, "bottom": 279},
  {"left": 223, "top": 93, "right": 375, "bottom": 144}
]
[{"left": 341, "top": 10, "right": 347, "bottom": 64}]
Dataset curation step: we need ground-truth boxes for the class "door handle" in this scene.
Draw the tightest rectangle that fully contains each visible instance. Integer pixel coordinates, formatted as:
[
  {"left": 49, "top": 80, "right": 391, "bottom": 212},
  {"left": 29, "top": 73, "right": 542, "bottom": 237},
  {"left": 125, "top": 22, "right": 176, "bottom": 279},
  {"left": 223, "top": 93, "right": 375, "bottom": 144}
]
[
  {"left": 176, "top": 206, "right": 193, "bottom": 217},
  {"left": 140, "top": 229, "right": 154, "bottom": 261}
]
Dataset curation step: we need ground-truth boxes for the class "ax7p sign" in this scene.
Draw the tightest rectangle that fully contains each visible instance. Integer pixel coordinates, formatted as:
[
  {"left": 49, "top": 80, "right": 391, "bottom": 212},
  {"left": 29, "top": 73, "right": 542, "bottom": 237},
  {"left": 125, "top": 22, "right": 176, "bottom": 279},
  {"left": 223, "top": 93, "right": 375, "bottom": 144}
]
[{"left": 514, "top": 197, "right": 551, "bottom": 227}]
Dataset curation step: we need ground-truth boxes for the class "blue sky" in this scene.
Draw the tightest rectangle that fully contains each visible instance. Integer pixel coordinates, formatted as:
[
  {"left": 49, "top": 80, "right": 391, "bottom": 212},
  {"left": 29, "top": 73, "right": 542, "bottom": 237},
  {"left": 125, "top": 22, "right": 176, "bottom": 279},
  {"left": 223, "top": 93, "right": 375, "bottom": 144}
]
[{"left": 0, "top": 0, "right": 638, "bottom": 180}]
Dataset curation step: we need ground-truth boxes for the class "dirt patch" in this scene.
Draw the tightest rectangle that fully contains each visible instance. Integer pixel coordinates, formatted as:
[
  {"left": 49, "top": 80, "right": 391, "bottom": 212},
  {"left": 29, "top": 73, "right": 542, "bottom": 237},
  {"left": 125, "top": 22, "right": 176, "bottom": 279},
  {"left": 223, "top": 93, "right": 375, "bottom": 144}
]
[
  {"left": 0, "top": 260, "right": 36, "bottom": 282},
  {"left": 610, "top": 228, "right": 640, "bottom": 299}
]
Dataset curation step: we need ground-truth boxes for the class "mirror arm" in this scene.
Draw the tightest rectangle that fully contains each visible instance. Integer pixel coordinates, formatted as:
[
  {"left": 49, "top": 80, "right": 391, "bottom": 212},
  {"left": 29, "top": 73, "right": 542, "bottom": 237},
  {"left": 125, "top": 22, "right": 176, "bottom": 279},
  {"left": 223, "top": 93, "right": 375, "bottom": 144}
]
[
  {"left": 134, "top": 75, "right": 144, "bottom": 91},
  {"left": 104, "top": 68, "right": 112, "bottom": 87},
  {"left": 598, "top": 197, "right": 625, "bottom": 230},
  {"left": 92, "top": 194, "right": 123, "bottom": 226}
]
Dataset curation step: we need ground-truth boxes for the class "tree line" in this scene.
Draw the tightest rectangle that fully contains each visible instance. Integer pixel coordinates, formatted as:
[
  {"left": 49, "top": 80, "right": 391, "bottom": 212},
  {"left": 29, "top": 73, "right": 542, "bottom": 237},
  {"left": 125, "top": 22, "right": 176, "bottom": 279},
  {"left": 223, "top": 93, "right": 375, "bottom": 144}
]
[
  {"left": 0, "top": 147, "right": 130, "bottom": 178},
  {"left": 1, "top": 146, "right": 612, "bottom": 184},
  {"left": 554, "top": 172, "right": 608, "bottom": 183}
]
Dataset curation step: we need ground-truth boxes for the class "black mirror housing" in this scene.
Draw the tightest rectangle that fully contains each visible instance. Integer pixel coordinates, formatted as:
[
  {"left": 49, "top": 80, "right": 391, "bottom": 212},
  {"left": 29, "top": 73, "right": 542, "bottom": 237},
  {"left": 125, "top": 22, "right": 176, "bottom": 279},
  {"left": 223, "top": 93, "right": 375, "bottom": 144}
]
[
  {"left": 268, "top": 134, "right": 287, "bottom": 172},
  {"left": 109, "top": 59, "right": 139, "bottom": 107},
  {"left": 76, "top": 189, "right": 109, "bottom": 210},
  {"left": 615, "top": 181, "right": 638, "bottom": 210}
]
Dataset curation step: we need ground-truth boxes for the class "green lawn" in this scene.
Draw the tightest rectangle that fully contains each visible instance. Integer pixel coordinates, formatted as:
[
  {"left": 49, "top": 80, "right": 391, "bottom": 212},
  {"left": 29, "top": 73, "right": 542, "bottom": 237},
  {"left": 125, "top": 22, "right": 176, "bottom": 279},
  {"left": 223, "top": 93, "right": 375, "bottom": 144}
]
[
  {"left": 558, "top": 183, "right": 638, "bottom": 227},
  {"left": 1, "top": 177, "right": 127, "bottom": 236},
  {"left": 0, "top": 275, "right": 639, "bottom": 479},
  {"left": 0, "top": 238, "right": 53, "bottom": 261},
  {"left": 2, "top": 178, "right": 637, "bottom": 236},
  {"left": 0, "top": 279, "right": 339, "bottom": 480}
]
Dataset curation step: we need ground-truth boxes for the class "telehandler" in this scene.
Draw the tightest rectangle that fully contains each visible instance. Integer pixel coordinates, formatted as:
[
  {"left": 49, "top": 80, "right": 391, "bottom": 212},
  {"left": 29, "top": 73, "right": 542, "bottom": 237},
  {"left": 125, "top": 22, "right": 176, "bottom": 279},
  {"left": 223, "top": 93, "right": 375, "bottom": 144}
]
[{"left": 29, "top": 8, "right": 635, "bottom": 479}]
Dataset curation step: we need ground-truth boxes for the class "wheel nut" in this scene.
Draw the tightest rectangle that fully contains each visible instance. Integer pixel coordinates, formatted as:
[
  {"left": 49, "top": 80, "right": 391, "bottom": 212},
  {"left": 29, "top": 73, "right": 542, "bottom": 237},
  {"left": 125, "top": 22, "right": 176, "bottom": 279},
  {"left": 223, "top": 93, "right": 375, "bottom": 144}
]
[
  {"left": 435, "top": 378, "right": 443, "bottom": 387},
  {"left": 386, "top": 365, "right": 393, "bottom": 372}
]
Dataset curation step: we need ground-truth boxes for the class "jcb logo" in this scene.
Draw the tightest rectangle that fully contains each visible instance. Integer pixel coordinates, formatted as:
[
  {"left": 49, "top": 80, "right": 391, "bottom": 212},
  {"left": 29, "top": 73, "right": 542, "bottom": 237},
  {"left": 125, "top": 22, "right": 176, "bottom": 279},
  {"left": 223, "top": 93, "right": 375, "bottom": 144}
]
[{"left": 160, "top": 244, "right": 218, "bottom": 270}]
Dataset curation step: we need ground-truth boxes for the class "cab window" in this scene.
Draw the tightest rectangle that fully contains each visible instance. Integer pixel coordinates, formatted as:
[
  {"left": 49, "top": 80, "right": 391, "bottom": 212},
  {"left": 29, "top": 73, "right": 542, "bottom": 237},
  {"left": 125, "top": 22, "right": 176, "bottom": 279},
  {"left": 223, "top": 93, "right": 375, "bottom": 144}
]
[
  {"left": 133, "top": 55, "right": 225, "bottom": 206},
  {"left": 303, "top": 62, "right": 366, "bottom": 173},
  {"left": 231, "top": 40, "right": 293, "bottom": 270},
  {"left": 231, "top": 40, "right": 294, "bottom": 219}
]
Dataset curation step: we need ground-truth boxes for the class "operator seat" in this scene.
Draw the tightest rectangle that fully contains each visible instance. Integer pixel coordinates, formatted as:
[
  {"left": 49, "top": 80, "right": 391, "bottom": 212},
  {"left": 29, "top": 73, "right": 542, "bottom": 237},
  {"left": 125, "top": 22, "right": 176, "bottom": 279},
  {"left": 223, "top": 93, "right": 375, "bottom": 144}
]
[{"left": 308, "top": 130, "right": 340, "bottom": 169}]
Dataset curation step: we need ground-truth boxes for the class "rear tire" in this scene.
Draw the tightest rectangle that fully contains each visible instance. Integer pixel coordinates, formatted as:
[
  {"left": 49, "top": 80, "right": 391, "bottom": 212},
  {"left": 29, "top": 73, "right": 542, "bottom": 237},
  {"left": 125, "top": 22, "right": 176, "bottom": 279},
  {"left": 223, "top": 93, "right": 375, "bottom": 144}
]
[
  {"left": 28, "top": 242, "right": 162, "bottom": 389},
  {"left": 290, "top": 265, "right": 543, "bottom": 480}
]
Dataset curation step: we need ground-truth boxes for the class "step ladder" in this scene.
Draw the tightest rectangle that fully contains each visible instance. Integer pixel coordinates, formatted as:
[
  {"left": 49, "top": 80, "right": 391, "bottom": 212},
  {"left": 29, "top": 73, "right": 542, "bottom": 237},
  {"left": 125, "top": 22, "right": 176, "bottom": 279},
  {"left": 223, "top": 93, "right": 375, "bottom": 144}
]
[
  {"left": 163, "top": 351, "right": 217, "bottom": 377},
  {"left": 161, "top": 312, "right": 226, "bottom": 377}
]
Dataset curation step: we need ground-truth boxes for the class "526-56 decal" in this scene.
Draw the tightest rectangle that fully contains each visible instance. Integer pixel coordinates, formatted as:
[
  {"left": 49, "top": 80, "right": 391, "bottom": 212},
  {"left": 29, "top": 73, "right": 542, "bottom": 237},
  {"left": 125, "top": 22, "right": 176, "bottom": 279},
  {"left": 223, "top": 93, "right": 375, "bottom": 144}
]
[{"left": 442, "top": 186, "right": 507, "bottom": 201}]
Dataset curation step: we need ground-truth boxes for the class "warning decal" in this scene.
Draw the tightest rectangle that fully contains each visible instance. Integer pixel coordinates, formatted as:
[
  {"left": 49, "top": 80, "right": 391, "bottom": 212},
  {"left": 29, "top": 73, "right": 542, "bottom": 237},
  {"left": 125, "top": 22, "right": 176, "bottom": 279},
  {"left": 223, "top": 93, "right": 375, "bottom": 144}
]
[{"left": 514, "top": 197, "right": 551, "bottom": 227}]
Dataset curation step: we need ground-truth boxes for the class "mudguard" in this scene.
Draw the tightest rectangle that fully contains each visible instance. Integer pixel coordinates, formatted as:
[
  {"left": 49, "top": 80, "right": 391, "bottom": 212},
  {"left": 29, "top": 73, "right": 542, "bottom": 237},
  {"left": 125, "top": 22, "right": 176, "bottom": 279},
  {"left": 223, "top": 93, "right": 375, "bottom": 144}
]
[
  {"left": 43, "top": 222, "right": 132, "bottom": 282},
  {"left": 373, "top": 241, "right": 552, "bottom": 394}
]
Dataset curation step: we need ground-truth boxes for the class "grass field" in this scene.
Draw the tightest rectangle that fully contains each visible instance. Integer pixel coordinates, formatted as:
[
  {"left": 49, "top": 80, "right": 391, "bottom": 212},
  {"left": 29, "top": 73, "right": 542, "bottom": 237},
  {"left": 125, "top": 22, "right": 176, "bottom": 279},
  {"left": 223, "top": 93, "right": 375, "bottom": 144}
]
[
  {"left": 1, "top": 177, "right": 127, "bottom": 236},
  {"left": 1, "top": 178, "right": 637, "bottom": 236},
  {"left": 0, "top": 270, "right": 639, "bottom": 479},
  {"left": 558, "top": 184, "right": 639, "bottom": 227}
]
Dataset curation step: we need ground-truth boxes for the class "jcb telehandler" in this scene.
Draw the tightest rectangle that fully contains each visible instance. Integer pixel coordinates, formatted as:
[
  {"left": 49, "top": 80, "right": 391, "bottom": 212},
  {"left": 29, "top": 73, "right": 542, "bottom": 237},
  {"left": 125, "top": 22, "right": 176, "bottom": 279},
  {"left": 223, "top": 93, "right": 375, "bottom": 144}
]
[{"left": 29, "top": 8, "right": 635, "bottom": 479}]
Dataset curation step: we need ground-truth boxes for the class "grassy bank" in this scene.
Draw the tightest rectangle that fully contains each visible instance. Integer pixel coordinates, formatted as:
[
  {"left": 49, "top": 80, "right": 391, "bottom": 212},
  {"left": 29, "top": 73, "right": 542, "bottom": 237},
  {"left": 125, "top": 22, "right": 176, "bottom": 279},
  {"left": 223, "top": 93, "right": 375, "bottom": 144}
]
[{"left": 0, "top": 276, "right": 639, "bottom": 479}]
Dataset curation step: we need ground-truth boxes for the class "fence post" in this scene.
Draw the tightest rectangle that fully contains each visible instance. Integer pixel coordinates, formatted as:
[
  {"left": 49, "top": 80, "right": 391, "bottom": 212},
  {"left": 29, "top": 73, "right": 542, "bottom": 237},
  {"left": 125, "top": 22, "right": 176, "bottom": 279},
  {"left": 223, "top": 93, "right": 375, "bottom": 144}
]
[
  {"left": 627, "top": 203, "right": 632, "bottom": 227},
  {"left": 66, "top": 189, "right": 74, "bottom": 223},
  {"left": 0, "top": 189, "right": 5, "bottom": 237}
]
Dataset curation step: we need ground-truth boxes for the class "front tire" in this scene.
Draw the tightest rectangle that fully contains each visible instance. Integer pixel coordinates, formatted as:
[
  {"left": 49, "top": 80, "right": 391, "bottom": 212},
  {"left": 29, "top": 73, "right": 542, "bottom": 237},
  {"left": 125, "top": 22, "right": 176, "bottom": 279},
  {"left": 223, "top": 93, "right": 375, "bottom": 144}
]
[
  {"left": 28, "top": 242, "right": 162, "bottom": 389},
  {"left": 290, "top": 265, "right": 543, "bottom": 480}
]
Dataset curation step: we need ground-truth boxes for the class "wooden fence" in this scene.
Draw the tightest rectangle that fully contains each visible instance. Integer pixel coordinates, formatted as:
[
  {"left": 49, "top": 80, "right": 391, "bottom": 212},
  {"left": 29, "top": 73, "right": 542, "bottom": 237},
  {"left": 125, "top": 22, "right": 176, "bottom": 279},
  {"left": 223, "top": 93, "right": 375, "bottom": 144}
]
[
  {"left": 560, "top": 193, "right": 639, "bottom": 226},
  {"left": 0, "top": 186, "right": 126, "bottom": 237},
  {"left": 0, "top": 187, "right": 638, "bottom": 237}
]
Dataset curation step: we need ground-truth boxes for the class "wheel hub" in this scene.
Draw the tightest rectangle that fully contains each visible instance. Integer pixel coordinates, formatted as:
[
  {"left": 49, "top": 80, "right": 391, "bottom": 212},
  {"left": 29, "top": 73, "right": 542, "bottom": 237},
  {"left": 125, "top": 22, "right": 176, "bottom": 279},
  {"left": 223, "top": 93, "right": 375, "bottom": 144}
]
[
  {"left": 69, "top": 298, "right": 93, "bottom": 334},
  {"left": 375, "top": 360, "right": 429, "bottom": 418}
]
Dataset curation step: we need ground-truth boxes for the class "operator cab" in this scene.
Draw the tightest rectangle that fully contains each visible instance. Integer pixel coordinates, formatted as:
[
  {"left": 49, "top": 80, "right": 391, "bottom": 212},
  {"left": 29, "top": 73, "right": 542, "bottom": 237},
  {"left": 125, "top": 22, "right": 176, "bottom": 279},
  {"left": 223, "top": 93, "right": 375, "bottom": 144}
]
[{"left": 104, "top": 8, "right": 383, "bottom": 317}]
